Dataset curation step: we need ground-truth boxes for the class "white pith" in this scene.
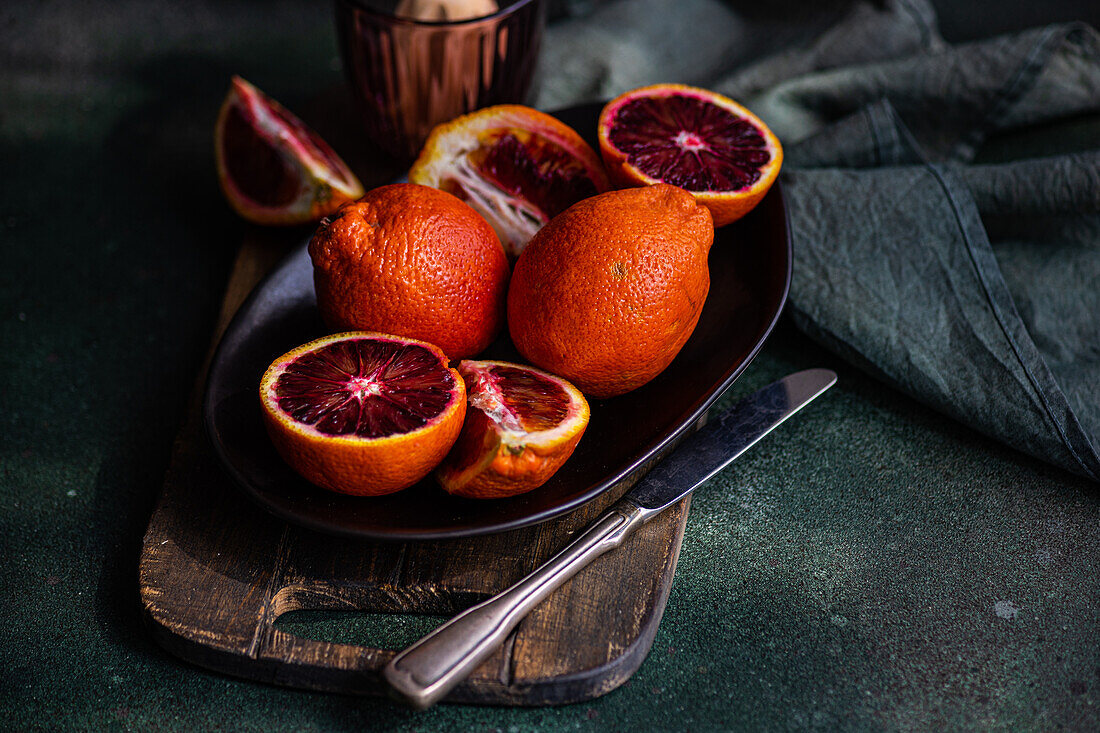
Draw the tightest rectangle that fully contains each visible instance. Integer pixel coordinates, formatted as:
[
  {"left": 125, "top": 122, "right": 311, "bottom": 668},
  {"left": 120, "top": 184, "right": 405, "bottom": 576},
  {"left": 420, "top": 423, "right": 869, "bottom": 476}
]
[
  {"left": 674, "top": 130, "right": 707, "bottom": 152},
  {"left": 467, "top": 365, "right": 583, "bottom": 448},
  {"left": 444, "top": 153, "right": 545, "bottom": 258},
  {"left": 347, "top": 375, "right": 383, "bottom": 401}
]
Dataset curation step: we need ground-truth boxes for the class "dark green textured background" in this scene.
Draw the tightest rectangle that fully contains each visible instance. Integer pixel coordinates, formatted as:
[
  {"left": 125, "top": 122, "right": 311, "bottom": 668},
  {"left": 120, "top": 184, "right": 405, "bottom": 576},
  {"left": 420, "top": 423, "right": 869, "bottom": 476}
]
[{"left": 2, "top": 1, "right": 1098, "bottom": 730}]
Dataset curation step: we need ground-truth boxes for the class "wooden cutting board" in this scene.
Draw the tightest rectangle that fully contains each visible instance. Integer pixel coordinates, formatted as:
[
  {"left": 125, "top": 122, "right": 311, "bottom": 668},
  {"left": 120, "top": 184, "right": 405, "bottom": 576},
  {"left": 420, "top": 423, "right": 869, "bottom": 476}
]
[{"left": 138, "top": 229, "right": 692, "bottom": 706}]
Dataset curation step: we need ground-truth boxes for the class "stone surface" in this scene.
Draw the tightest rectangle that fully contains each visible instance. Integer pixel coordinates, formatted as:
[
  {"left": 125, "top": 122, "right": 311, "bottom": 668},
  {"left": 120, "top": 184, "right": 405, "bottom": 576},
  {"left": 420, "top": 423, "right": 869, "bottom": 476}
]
[{"left": 2, "top": 1, "right": 1098, "bottom": 729}]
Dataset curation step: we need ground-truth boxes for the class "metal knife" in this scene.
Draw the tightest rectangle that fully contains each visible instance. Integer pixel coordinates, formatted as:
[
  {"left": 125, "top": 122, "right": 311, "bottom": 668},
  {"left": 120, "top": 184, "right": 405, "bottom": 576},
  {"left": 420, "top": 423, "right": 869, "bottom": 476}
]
[{"left": 384, "top": 368, "right": 837, "bottom": 708}]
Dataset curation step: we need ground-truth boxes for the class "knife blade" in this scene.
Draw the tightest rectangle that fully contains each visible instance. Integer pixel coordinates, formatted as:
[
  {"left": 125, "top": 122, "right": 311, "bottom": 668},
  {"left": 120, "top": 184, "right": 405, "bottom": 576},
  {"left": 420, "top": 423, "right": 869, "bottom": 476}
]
[
  {"left": 626, "top": 367, "right": 837, "bottom": 513},
  {"left": 384, "top": 368, "right": 837, "bottom": 709}
]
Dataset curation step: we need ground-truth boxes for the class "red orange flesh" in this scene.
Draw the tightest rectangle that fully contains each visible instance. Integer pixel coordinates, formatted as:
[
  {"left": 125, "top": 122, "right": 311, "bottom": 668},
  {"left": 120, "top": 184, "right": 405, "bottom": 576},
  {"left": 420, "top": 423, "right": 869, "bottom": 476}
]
[
  {"left": 598, "top": 84, "right": 782, "bottom": 227},
  {"left": 260, "top": 332, "right": 465, "bottom": 496},
  {"left": 436, "top": 360, "right": 589, "bottom": 499}
]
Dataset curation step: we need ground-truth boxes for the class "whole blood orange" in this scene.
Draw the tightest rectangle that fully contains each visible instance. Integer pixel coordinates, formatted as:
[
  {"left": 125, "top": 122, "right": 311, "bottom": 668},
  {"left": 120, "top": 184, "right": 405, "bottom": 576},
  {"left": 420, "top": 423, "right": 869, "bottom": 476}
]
[
  {"left": 507, "top": 184, "right": 713, "bottom": 399},
  {"left": 309, "top": 183, "right": 509, "bottom": 360},
  {"left": 260, "top": 332, "right": 466, "bottom": 496},
  {"left": 215, "top": 76, "right": 364, "bottom": 225},
  {"left": 409, "top": 105, "right": 610, "bottom": 258},
  {"left": 436, "top": 360, "right": 589, "bottom": 499},
  {"left": 597, "top": 84, "right": 782, "bottom": 227}
]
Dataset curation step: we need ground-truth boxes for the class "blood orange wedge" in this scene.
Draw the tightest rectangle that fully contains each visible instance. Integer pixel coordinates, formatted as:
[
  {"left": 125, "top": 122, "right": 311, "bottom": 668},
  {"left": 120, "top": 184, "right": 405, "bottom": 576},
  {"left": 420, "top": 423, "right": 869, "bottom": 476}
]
[
  {"left": 259, "top": 332, "right": 465, "bottom": 497},
  {"left": 436, "top": 360, "right": 589, "bottom": 499},
  {"left": 215, "top": 76, "right": 364, "bottom": 226},
  {"left": 409, "top": 105, "right": 610, "bottom": 258},
  {"left": 597, "top": 83, "right": 782, "bottom": 227}
]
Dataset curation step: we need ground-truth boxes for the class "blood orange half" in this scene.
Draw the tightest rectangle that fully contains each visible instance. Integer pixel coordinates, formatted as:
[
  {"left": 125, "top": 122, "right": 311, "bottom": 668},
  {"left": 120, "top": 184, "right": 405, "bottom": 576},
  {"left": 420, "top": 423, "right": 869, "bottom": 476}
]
[
  {"left": 436, "top": 360, "right": 589, "bottom": 499},
  {"left": 597, "top": 83, "right": 782, "bottom": 227},
  {"left": 215, "top": 76, "right": 364, "bottom": 226},
  {"left": 409, "top": 105, "right": 610, "bottom": 258},
  {"left": 260, "top": 332, "right": 465, "bottom": 496}
]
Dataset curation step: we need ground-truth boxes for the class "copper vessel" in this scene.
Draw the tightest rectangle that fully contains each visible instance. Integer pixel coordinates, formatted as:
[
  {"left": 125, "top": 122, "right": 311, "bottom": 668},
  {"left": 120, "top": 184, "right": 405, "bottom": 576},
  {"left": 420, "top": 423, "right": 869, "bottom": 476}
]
[{"left": 336, "top": 0, "right": 547, "bottom": 162}]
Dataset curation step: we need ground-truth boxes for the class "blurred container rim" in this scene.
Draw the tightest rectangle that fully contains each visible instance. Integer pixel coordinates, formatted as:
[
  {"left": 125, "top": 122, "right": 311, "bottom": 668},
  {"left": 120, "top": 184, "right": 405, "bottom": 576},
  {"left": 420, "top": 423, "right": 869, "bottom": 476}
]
[{"left": 334, "top": 0, "right": 541, "bottom": 28}]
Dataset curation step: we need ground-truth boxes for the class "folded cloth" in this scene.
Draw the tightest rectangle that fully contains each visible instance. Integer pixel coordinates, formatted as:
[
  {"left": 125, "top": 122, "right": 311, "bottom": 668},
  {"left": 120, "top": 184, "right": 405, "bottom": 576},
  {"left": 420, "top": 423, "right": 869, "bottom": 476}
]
[{"left": 538, "top": 0, "right": 1100, "bottom": 480}]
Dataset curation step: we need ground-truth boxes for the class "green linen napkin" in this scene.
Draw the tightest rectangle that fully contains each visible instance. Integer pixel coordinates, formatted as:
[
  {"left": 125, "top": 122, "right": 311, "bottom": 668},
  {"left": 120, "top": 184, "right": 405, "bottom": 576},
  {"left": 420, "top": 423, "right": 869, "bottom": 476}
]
[{"left": 538, "top": 0, "right": 1100, "bottom": 480}]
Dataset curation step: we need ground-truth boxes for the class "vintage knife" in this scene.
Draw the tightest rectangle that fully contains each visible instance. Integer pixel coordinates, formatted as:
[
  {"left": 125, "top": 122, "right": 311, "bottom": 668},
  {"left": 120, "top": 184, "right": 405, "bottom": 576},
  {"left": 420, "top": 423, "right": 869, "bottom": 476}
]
[{"left": 384, "top": 368, "right": 837, "bottom": 708}]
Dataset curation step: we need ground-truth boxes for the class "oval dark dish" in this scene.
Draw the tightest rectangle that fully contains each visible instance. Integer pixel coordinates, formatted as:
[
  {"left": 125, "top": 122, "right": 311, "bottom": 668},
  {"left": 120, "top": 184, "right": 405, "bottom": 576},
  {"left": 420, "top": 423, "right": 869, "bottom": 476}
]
[{"left": 202, "top": 103, "right": 792, "bottom": 540}]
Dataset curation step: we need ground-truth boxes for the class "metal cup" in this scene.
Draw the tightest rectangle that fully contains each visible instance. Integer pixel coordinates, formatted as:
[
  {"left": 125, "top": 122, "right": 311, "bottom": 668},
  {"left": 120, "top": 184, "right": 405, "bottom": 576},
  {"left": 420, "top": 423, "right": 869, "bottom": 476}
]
[{"left": 335, "top": 0, "right": 547, "bottom": 163}]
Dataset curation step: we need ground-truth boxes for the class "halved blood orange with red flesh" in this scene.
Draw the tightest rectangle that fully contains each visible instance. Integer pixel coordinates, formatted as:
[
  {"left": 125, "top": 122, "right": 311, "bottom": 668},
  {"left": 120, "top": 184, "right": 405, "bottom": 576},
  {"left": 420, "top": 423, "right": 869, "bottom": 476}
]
[
  {"left": 409, "top": 105, "right": 610, "bottom": 258},
  {"left": 260, "top": 332, "right": 465, "bottom": 496},
  {"left": 597, "top": 84, "right": 782, "bottom": 227},
  {"left": 215, "top": 76, "right": 364, "bottom": 226},
  {"left": 436, "top": 360, "right": 589, "bottom": 499}
]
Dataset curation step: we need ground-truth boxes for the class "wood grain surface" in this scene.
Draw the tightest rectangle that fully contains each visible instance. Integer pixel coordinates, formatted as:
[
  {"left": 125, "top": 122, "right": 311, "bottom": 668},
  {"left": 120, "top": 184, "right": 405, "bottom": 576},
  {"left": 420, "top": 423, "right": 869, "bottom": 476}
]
[{"left": 138, "top": 231, "right": 691, "bottom": 706}]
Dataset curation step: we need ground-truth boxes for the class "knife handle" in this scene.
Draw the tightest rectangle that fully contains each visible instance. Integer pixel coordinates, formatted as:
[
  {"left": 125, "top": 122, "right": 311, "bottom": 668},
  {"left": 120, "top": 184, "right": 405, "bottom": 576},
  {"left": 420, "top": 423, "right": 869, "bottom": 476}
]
[{"left": 383, "top": 499, "right": 647, "bottom": 708}]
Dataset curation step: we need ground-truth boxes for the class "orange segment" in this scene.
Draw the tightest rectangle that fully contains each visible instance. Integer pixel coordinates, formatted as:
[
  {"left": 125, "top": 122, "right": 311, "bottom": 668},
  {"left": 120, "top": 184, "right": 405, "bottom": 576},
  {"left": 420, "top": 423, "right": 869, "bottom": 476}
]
[
  {"left": 597, "top": 83, "right": 782, "bottom": 227},
  {"left": 436, "top": 360, "right": 590, "bottom": 499},
  {"left": 215, "top": 76, "right": 364, "bottom": 226},
  {"left": 409, "top": 105, "right": 610, "bottom": 257},
  {"left": 260, "top": 332, "right": 466, "bottom": 496}
]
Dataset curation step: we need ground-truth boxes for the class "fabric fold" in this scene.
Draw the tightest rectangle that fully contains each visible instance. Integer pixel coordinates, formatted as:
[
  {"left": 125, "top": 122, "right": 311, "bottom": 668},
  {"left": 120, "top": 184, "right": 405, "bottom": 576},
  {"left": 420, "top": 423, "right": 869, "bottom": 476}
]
[
  {"left": 773, "top": 19, "right": 1100, "bottom": 479},
  {"left": 784, "top": 160, "right": 1100, "bottom": 480}
]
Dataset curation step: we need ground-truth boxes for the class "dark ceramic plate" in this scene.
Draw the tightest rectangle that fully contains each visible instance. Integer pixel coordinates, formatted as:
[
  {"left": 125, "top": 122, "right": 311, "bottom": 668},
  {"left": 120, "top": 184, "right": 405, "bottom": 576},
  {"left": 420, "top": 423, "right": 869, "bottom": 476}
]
[{"left": 203, "top": 104, "right": 792, "bottom": 541}]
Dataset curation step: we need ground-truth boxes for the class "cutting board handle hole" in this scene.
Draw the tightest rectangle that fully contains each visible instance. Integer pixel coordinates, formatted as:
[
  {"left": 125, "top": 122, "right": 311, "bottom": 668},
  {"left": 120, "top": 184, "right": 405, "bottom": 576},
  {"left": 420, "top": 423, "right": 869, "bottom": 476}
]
[{"left": 274, "top": 609, "right": 452, "bottom": 650}]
